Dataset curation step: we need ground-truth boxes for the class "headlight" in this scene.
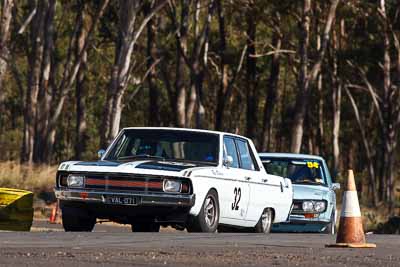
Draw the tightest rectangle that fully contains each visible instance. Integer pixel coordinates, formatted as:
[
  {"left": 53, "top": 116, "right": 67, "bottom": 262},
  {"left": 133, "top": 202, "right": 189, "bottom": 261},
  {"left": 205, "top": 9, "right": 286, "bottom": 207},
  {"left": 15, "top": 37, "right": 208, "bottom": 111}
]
[
  {"left": 67, "top": 174, "right": 85, "bottom": 188},
  {"left": 313, "top": 201, "right": 326, "bottom": 213},
  {"left": 301, "top": 200, "right": 326, "bottom": 213},
  {"left": 163, "top": 179, "right": 181, "bottom": 192},
  {"left": 302, "top": 201, "right": 314, "bottom": 212}
]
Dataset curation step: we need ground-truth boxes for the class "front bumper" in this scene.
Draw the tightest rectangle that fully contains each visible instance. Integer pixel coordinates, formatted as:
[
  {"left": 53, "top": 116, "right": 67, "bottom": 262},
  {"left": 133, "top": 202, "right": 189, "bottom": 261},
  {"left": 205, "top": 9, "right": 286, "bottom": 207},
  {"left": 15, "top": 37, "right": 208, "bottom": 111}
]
[
  {"left": 287, "top": 214, "right": 331, "bottom": 224},
  {"left": 272, "top": 214, "right": 331, "bottom": 233},
  {"left": 55, "top": 189, "right": 195, "bottom": 207}
]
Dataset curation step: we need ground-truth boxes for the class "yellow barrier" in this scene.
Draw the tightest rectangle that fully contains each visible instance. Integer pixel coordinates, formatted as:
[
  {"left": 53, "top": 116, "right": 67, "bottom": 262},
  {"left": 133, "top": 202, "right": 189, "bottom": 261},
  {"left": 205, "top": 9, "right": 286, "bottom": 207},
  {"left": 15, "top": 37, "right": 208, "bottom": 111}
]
[{"left": 0, "top": 188, "right": 34, "bottom": 231}]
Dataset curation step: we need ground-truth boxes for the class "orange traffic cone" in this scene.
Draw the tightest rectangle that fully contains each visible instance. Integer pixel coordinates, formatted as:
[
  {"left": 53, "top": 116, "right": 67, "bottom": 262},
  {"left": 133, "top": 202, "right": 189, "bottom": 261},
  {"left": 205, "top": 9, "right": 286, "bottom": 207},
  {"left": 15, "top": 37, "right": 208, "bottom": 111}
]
[
  {"left": 49, "top": 202, "right": 58, "bottom": 224},
  {"left": 326, "top": 170, "right": 375, "bottom": 248}
]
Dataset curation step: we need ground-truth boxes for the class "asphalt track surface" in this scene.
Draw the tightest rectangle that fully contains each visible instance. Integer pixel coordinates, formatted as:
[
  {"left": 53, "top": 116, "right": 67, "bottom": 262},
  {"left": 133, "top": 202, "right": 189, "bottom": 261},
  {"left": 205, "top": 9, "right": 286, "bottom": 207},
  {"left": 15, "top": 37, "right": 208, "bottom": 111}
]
[{"left": 0, "top": 221, "right": 399, "bottom": 267}]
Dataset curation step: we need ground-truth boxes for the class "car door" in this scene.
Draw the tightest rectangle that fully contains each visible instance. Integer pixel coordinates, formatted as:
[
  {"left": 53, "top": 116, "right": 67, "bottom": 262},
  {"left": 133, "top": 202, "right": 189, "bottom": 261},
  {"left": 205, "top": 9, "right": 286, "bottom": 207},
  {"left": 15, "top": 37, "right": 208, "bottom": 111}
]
[
  {"left": 232, "top": 138, "right": 257, "bottom": 222},
  {"left": 219, "top": 136, "right": 250, "bottom": 223},
  {"left": 235, "top": 139, "right": 284, "bottom": 222}
]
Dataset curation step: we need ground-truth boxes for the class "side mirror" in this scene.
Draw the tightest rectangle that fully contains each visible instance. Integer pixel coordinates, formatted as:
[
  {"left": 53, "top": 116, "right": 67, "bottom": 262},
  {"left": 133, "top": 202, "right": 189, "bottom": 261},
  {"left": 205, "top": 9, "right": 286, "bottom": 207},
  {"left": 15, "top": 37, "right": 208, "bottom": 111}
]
[
  {"left": 332, "top": 183, "right": 341, "bottom": 191},
  {"left": 97, "top": 149, "right": 106, "bottom": 159},
  {"left": 223, "top": 155, "right": 234, "bottom": 168}
]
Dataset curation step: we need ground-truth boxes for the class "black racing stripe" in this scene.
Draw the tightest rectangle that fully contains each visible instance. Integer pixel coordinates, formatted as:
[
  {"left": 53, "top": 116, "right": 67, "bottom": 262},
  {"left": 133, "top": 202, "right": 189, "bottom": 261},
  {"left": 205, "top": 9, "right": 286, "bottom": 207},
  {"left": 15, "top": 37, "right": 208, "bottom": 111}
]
[
  {"left": 135, "top": 161, "right": 200, "bottom": 172},
  {"left": 75, "top": 161, "right": 122, "bottom": 167}
]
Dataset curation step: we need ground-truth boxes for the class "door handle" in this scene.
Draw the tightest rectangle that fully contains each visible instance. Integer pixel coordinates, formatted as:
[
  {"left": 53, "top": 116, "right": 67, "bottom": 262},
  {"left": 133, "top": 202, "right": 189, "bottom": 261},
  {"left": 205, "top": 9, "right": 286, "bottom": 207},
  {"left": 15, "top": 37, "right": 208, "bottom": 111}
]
[
  {"left": 262, "top": 178, "right": 268, "bottom": 183},
  {"left": 244, "top": 176, "right": 251, "bottom": 181}
]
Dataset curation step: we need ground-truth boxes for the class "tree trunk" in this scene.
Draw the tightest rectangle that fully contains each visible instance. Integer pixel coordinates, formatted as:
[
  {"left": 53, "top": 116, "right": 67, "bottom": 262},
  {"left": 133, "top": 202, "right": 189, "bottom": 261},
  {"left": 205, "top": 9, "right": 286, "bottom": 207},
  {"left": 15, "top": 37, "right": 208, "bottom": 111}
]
[
  {"left": 290, "top": 0, "right": 311, "bottom": 153},
  {"left": 245, "top": 3, "right": 258, "bottom": 141},
  {"left": 331, "top": 22, "right": 341, "bottom": 176},
  {"left": 332, "top": 81, "right": 341, "bottom": 175},
  {"left": 75, "top": 1, "right": 90, "bottom": 160},
  {"left": 35, "top": 0, "right": 56, "bottom": 163},
  {"left": 145, "top": 1, "right": 160, "bottom": 127},
  {"left": 214, "top": 0, "right": 245, "bottom": 131},
  {"left": 315, "top": 8, "right": 324, "bottom": 155},
  {"left": 193, "top": 0, "right": 213, "bottom": 129},
  {"left": 0, "top": 0, "right": 14, "bottom": 120},
  {"left": 345, "top": 87, "right": 378, "bottom": 206},
  {"left": 215, "top": 0, "right": 227, "bottom": 131},
  {"left": 260, "top": 25, "right": 281, "bottom": 151},
  {"left": 186, "top": 0, "right": 200, "bottom": 128},
  {"left": 174, "top": 0, "right": 190, "bottom": 128},
  {"left": 101, "top": 1, "right": 141, "bottom": 147},
  {"left": 379, "top": 0, "right": 396, "bottom": 212}
]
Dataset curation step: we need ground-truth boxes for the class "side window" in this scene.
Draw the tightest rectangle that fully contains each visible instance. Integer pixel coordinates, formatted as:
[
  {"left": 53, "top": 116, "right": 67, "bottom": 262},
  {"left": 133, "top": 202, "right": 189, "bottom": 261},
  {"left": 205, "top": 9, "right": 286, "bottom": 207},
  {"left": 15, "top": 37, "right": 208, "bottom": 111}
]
[
  {"left": 223, "top": 137, "right": 239, "bottom": 168},
  {"left": 236, "top": 139, "right": 258, "bottom": 171}
]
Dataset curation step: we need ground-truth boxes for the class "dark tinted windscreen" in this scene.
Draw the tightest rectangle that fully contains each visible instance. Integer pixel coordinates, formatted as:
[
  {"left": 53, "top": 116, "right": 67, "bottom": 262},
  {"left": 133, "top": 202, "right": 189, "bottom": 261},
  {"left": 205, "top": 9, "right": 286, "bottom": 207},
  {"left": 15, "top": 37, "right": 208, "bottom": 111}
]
[{"left": 105, "top": 129, "right": 219, "bottom": 164}]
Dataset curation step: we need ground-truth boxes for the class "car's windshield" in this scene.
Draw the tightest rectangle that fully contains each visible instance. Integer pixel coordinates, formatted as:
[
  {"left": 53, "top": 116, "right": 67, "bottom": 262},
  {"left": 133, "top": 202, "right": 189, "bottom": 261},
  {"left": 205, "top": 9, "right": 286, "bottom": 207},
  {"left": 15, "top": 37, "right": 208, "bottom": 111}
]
[
  {"left": 261, "top": 158, "right": 326, "bottom": 185},
  {"left": 104, "top": 129, "right": 219, "bottom": 165}
]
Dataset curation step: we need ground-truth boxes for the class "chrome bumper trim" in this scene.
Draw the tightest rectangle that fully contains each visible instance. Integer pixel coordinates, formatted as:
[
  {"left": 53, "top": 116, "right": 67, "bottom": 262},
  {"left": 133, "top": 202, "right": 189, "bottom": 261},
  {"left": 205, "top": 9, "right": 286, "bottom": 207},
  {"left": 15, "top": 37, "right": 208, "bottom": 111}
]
[
  {"left": 55, "top": 189, "right": 195, "bottom": 207},
  {"left": 282, "top": 214, "right": 330, "bottom": 224}
]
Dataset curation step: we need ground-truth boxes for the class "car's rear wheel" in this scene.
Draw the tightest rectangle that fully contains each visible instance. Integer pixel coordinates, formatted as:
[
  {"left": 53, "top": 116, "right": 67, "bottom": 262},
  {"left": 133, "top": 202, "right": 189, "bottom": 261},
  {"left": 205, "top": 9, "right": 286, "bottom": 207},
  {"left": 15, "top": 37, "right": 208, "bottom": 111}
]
[
  {"left": 62, "top": 206, "right": 96, "bottom": 232},
  {"left": 254, "top": 208, "right": 273, "bottom": 233},
  {"left": 324, "top": 211, "right": 336, "bottom": 234},
  {"left": 131, "top": 223, "right": 160, "bottom": 232},
  {"left": 187, "top": 190, "right": 219, "bottom": 233}
]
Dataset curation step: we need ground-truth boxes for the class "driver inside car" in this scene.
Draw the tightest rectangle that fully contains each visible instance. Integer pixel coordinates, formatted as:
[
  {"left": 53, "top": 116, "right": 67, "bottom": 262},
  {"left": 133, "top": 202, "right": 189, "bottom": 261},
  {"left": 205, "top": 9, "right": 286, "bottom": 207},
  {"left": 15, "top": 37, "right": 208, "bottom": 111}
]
[
  {"left": 135, "top": 140, "right": 165, "bottom": 157},
  {"left": 289, "top": 165, "right": 323, "bottom": 184}
]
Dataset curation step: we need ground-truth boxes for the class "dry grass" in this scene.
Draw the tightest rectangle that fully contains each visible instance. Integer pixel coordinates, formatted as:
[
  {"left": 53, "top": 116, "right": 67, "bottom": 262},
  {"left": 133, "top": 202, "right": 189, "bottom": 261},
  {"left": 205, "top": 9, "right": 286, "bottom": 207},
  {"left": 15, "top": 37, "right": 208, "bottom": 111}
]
[
  {"left": 0, "top": 161, "right": 57, "bottom": 193},
  {"left": 362, "top": 204, "right": 399, "bottom": 232}
]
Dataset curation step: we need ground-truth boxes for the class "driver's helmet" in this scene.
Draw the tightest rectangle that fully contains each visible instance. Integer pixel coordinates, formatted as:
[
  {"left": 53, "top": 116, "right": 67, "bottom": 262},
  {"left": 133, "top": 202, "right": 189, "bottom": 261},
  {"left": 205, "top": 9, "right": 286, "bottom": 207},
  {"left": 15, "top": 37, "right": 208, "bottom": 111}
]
[{"left": 136, "top": 140, "right": 162, "bottom": 156}]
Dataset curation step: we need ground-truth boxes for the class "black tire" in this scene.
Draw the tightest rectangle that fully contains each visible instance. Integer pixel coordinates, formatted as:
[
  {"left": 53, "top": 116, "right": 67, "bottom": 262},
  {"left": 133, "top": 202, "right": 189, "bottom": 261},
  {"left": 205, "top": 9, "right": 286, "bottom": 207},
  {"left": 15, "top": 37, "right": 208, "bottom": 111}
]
[
  {"left": 187, "top": 189, "right": 219, "bottom": 233},
  {"left": 323, "top": 211, "right": 336, "bottom": 235},
  {"left": 62, "top": 206, "right": 96, "bottom": 232},
  {"left": 254, "top": 208, "right": 273, "bottom": 234},
  {"left": 131, "top": 223, "right": 160, "bottom": 232}
]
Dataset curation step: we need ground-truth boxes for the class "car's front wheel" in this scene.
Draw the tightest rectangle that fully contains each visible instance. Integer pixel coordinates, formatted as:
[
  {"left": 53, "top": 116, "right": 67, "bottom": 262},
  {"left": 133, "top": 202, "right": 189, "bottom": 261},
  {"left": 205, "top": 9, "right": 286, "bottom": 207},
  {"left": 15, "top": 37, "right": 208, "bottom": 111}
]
[
  {"left": 62, "top": 206, "right": 96, "bottom": 232},
  {"left": 186, "top": 189, "right": 219, "bottom": 233},
  {"left": 254, "top": 208, "right": 273, "bottom": 233}
]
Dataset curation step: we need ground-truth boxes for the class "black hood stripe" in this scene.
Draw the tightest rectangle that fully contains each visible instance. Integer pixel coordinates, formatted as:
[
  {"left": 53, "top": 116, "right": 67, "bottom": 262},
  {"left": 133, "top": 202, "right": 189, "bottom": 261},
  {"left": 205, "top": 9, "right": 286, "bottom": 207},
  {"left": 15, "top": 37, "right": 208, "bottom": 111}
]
[
  {"left": 135, "top": 161, "right": 200, "bottom": 172},
  {"left": 75, "top": 161, "right": 122, "bottom": 167}
]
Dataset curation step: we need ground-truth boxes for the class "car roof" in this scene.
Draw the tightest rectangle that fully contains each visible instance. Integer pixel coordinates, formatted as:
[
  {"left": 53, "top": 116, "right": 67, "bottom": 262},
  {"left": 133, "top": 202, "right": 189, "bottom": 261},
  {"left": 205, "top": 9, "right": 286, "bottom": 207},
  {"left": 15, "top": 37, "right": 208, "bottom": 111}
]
[
  {"left": 122, "top": 127, "right": 251, "bottom": 141},
  {"left": 258, "top": 152, "right": 325, "bottom": 161}
]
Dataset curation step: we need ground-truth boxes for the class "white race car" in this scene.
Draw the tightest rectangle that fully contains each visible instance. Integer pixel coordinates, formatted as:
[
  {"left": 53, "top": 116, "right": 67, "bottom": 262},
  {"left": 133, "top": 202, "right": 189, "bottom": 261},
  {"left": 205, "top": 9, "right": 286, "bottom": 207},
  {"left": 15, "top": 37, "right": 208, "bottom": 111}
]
[{"left": 55, "top": 127, "right": 293, "bottom": 233}]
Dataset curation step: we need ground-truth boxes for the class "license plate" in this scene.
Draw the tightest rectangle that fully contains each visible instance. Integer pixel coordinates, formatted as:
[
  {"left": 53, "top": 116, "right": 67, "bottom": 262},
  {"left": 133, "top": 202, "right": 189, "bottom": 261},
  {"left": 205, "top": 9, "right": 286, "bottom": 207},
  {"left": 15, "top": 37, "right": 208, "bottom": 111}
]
[{"left": 105, "top": 196, "right": 137, "bottom": 206}]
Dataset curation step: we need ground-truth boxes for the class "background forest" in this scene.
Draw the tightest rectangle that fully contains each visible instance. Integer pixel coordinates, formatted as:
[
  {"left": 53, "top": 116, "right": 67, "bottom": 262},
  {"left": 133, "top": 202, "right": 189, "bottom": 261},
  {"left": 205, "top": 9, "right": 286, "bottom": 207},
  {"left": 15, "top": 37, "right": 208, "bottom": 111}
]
[{"left": 0, "top": 0, "right": 399, "bottom": 214}]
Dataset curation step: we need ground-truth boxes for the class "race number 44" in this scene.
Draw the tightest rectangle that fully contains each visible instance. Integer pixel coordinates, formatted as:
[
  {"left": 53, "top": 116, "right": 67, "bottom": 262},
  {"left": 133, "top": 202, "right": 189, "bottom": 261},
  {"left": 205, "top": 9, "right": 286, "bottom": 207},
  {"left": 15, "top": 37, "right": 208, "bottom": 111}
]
[{"left": 307, "top": 162, "right": 319, "bottom": 168}]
